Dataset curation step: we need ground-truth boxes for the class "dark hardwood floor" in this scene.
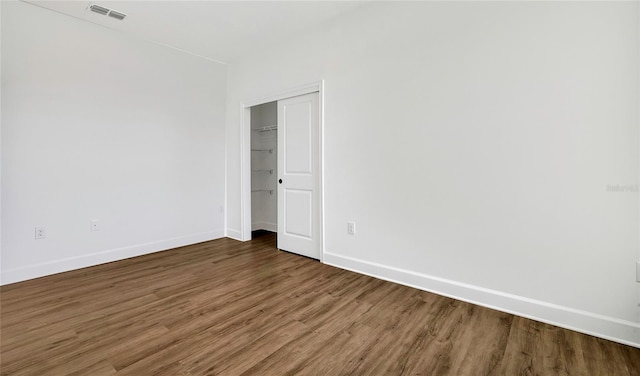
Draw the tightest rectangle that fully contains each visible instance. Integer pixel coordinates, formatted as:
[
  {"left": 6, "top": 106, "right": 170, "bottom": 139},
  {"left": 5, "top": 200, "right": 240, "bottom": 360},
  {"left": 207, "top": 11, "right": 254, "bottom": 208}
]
[{"left": 1, "top": 232, "right": 639, "bottom": 375}]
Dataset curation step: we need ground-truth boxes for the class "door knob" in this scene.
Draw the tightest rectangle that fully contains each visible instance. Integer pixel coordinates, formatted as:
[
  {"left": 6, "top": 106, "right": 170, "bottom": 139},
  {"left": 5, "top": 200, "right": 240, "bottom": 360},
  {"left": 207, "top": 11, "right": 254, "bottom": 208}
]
[{"left": 279, "top": 179, "right": 283, "bottom": 184}]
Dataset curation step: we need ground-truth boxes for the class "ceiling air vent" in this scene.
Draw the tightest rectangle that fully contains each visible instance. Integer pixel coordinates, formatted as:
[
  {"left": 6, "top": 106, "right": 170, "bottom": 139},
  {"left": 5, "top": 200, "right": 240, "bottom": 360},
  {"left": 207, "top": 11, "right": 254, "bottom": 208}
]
[
  {"left": 107, "top": 11, "right": 126, "bottom": 21},
  {"left": 88, "top": 4, "right": 109, "bottom": 15},
  {"left": 87, "top": 3, "right": 127, "bottom": 21}
]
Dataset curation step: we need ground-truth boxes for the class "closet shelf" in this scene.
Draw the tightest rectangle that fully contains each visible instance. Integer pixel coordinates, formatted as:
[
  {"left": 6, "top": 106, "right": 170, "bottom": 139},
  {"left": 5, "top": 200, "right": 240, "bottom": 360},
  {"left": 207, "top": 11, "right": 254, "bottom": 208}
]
[
  {"left": 252, "top": 125, "right": 277, "bottom": 132},
  {"left": 252, "top": 189, "right": 274, "bottom": 195},
  {"left": 251, "top": 149, "right": 273, "bottom": 153},
  {"left": 252, "top": 169, "right": 274, "bottom": 174}
]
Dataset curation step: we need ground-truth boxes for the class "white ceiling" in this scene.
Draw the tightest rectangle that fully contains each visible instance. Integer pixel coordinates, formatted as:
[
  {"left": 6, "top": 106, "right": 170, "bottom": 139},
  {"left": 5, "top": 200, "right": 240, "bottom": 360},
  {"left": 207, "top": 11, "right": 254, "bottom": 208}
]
[{"left": 25, "top": 0, "right": 367, "bottom": 63}]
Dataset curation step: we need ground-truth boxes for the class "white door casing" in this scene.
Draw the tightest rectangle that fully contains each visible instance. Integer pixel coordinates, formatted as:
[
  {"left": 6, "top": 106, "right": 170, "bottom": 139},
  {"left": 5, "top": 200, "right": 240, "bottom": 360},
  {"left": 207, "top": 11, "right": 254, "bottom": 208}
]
[{"left": 277, "top": 92, "right": 320, "bottom": 259}]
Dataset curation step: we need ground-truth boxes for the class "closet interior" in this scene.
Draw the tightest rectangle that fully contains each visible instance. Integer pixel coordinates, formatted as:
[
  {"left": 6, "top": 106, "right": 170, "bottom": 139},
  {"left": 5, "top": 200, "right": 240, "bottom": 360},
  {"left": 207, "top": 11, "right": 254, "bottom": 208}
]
[{"left": 250, "top": 101, "right": 278, "bottom": 234}]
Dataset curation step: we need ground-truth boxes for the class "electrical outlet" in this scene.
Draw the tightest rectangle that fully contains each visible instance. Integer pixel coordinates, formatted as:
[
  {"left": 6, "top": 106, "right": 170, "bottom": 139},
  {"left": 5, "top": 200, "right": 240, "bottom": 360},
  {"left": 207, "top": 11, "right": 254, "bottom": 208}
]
[
  {"left": 90, "top": 219, "right": 100, "bottom": 231},
  {"left": 35, "top": 227, "right": 46, "bottom": 239},
  {"left": 347, "top": 221, "right": 356, "bottom": 235}
]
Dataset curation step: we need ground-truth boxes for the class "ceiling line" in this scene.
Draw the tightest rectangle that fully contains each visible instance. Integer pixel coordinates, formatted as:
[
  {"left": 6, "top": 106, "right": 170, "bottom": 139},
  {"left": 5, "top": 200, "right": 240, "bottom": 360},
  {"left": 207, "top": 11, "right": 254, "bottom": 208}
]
[{"left": 20, "top": 0, "right": 229, "bottom": 65}]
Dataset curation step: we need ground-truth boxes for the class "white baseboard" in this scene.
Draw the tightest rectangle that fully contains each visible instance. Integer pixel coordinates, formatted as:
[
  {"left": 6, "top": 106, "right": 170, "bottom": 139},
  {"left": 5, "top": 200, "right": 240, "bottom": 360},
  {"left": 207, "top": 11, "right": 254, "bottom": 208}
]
[
  {"left": 252, "top": 222, "right": 277, "bottom": 232},
  {"left": 324, "top": 251, "right": 640, "bottom": 348},
  {"left": 226, "top": 228, "right": 243, "bottom": 241},
  {"left": 1, "top": 230, "right": 224, "bottom": 286}
]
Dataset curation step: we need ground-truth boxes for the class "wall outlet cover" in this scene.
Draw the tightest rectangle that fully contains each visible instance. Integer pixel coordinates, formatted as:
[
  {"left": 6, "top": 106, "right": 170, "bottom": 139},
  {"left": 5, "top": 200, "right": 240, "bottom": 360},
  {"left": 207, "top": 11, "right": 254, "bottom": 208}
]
[{"left": 347, "top": 221, "right": 356, "bottom": 235}]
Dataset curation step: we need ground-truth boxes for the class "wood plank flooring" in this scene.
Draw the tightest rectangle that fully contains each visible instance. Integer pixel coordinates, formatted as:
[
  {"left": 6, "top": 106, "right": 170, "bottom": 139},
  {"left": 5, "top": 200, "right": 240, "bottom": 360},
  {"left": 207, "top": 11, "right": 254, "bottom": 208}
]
[{"left": 1, "top": 232, "right": 639, "bottom": 375}]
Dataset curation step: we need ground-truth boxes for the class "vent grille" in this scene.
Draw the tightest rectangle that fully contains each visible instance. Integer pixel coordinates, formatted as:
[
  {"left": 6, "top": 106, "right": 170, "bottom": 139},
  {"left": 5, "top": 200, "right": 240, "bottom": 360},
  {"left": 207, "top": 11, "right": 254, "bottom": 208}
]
[
  {"left": 89, "top": 4, "right": 109, "bottom": 15},
  {"left": 87, "top": 3, "right": 126, "bottom": 21},
  {"left": 107, "top": 11, "right": 126, "bottom": 20}
]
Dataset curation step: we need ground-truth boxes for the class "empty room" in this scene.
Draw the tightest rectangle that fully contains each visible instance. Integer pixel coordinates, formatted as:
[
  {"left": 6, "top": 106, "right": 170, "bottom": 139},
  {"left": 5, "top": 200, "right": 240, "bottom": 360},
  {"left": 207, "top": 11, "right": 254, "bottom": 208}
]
[{"left": 1, "top": 0, "right": 639, "bottom": 374}]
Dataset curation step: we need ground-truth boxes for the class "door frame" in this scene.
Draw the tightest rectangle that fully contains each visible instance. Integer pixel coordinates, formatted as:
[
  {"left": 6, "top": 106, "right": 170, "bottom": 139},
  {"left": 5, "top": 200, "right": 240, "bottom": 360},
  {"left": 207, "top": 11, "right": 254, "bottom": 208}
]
[{"left": 239, "top": 81, "right": 325, "bottom": 262}]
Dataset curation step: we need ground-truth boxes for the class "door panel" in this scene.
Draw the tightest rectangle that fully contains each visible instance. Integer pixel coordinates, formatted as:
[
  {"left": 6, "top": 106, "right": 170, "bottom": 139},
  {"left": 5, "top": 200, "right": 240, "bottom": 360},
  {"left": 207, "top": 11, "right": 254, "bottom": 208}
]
[
  {"left": 284, "top": 102, "right": 313, "bottom": 174},
  {"left": 284, "top": 189, "right": 312, "bottom": 238},
  {"left": 277, "top": 92, "right": 320, "bottom": 259}
]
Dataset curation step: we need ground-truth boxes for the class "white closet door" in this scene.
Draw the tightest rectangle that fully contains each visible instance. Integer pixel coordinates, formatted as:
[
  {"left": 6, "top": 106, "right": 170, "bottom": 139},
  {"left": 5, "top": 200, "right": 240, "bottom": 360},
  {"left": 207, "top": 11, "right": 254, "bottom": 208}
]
[{"left": 277, "top": 92, "right": 320, "bottom": 259}]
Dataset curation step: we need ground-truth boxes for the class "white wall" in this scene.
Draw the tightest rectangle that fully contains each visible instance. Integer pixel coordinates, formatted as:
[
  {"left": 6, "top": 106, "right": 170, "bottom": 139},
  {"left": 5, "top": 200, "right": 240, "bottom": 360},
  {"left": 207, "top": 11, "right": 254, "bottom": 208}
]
[
  {"left": 0, "top": 0, "right": 3, "bottom": 277},
  {"left": 1, "top": 1, "right": 227, "bottom": 284},
  {"left": 226, "top": 2, "right": 640, "bottom": 346}
]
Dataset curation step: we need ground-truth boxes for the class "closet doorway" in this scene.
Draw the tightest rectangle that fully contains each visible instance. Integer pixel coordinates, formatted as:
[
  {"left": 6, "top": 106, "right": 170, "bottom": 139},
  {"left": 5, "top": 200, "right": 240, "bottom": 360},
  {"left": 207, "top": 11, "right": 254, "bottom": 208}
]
[
  {"left": 250, "top": 102, "right": 278, "bottom": 234},
  {"left": 241, "top": 82, "right": 323, "bottom": 261}
]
